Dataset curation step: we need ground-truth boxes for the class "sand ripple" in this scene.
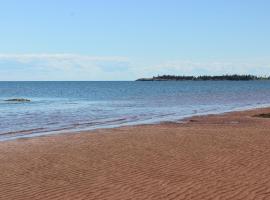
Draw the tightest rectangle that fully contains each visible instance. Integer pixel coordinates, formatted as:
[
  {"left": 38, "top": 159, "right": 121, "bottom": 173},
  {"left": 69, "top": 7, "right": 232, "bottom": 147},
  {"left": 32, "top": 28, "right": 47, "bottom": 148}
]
[{"left": 1, "top": 108, "right": 270, "bottom": 199}]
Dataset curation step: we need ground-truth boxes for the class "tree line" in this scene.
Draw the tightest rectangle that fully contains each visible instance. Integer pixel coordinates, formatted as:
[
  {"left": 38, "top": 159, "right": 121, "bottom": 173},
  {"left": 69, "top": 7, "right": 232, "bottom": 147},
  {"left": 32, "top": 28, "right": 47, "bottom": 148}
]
[{"left": 136, "top": 74, "right": 270, "bottom": 81}]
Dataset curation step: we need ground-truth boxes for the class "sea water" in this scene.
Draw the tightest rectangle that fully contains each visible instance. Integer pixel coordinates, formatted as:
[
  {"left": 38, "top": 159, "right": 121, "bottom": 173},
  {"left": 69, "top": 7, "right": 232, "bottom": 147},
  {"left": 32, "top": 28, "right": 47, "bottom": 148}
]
[{"left": 1, "top": 81, "right": 270, "bottom": 141}]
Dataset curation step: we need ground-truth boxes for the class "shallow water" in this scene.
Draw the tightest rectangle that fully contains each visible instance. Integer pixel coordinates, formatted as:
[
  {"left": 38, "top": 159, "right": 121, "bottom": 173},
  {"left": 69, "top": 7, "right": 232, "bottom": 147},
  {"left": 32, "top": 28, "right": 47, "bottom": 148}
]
[{"left": 1, "top": 81, "right": 270, "bottom": 141}]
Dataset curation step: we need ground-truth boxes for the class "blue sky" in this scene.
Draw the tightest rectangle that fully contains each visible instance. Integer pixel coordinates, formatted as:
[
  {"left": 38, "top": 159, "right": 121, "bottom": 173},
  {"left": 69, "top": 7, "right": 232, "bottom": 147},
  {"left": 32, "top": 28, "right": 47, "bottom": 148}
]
[{"left": 0, "top": 0, "right": 270, "bottom": 80}]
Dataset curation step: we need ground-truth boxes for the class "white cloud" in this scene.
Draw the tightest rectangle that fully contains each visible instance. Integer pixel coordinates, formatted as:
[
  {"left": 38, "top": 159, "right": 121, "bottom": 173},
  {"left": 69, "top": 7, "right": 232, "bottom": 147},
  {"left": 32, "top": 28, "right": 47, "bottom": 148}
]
[
  {"left": 0, "top": 53, "right": 269, "bottom": 80},
  {"left": 0, "top": 53, "right": 128, "bottom": 61},
  {"left": 138, "top": 60, "right": 270, "bottom": 77},
  {"left": 0, "top": 53, "right": 132, "bottom": 80}
]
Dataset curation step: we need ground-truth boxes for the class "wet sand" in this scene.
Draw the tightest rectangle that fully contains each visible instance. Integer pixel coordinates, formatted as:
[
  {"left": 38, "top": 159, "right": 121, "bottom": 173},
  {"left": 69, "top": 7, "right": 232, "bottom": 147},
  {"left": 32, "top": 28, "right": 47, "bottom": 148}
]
[{"left": 1, "top": 108, "right": 270, "bottom": 200}]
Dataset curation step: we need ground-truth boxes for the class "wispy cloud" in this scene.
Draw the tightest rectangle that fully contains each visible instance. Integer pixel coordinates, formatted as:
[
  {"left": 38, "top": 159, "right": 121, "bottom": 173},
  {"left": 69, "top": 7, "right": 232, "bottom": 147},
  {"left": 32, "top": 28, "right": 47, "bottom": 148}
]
[
  {"left": 0, "top": 53, "right": 269, "bottom": 80},
  {"left": 0, "top": 53, "right": 128, "bottom": 61},
  {"left": 138, "top": 60, "right": 270, "bottom": 77},
  {"left": 0, "top": 53, "right": 132, "bottom": 80}
]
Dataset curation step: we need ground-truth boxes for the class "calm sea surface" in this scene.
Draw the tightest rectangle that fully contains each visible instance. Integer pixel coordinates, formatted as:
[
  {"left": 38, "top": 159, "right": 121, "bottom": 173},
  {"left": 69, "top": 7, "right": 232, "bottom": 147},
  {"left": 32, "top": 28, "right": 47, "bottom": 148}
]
[{"left": 1, "top": 81, "right": 270, "bottom": 141}]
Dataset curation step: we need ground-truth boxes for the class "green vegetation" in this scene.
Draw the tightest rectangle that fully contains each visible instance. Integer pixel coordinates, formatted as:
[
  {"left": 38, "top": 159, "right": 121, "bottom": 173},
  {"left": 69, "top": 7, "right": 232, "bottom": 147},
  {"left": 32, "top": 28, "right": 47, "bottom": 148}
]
[{"left": 136, "top": 75, "right": 270, "bottom": 81}]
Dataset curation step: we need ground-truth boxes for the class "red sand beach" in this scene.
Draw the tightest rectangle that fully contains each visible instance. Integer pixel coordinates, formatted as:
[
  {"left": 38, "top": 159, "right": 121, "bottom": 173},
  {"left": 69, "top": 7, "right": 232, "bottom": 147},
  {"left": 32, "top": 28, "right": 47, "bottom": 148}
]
[{"left": 1, "top": 108, "right": 270, "bottom": 200}]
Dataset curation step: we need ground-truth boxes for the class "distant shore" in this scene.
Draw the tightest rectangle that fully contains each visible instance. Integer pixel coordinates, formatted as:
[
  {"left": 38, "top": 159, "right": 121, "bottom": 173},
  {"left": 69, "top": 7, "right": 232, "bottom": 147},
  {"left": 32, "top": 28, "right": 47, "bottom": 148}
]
[
  {"left": 1, "top": 107, "right": 270, "bottom": 199},
  {"left": 136, "top": 74, "right": 270, "bottom": 81}
]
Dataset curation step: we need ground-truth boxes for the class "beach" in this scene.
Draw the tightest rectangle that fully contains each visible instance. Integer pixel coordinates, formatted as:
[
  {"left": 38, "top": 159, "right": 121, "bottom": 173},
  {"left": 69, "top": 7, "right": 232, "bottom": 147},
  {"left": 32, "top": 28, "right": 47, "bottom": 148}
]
[{"left": 1, "top": 107, "right": 270, "bottom": 200}]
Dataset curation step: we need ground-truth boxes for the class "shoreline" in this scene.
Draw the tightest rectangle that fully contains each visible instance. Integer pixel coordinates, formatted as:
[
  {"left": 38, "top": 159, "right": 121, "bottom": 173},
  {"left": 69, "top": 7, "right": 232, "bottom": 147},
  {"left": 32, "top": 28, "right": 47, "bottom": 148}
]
[
  {"left": 2, "top": 103, "right": 270, "bottom": 142},
  {"left": 1, "top": 107, "right": 270, "bottom": 199}
]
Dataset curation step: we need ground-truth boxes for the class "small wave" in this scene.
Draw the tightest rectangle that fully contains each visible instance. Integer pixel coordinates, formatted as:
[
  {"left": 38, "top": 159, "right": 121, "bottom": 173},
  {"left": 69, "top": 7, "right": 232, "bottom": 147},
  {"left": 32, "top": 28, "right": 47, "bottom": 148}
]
[{"left": 0, "top": 128, "right": 45, "bottom": 136}]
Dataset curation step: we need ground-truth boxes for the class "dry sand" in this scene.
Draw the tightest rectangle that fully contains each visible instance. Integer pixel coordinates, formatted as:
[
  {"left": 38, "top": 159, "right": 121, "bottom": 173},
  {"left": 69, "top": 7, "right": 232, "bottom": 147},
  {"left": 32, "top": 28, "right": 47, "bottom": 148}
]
[{"left": 1, "top": 108, "right": 270, "bottom": 200}]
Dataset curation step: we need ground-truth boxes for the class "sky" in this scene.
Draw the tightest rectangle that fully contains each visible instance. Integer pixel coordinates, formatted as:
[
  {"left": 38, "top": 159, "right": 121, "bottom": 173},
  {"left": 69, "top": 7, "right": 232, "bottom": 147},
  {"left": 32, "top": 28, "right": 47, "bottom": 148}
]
[{"left": 0, "top": 0, "right": 270, "bottom": 80}]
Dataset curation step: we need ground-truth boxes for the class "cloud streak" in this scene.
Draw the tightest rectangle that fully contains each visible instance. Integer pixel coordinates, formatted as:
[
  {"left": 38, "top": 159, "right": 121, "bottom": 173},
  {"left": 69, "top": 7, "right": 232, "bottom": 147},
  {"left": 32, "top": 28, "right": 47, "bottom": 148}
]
[
  {"left": 0, "top": 53, "right": 132, "bottom": 80},
  {"left": 0, "top": 53, "right": 128, "bottom": 62},
  {"left": 139, "top": 60, "right": 270, "bottom": 77},
  {"left": 0, "top": 53, "right": 269, "bottom": 80}
]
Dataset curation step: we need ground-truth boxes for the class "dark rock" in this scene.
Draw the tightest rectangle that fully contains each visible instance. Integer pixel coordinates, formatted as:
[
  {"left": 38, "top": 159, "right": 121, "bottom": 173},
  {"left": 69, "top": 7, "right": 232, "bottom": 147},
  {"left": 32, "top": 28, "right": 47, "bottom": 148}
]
[
  {"left": 254, "top": 113, "right": 270, "bottom": 118},
  {"left": 5, "top": 98, "right": 31, "bottom": 102}
]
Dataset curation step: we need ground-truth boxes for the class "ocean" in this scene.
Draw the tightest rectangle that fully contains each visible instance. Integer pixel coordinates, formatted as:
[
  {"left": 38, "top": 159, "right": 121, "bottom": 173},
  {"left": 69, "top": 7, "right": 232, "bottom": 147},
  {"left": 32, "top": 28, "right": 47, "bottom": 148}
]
[{"left": 1, "top": 81, "right": 270, "bottom": 141}]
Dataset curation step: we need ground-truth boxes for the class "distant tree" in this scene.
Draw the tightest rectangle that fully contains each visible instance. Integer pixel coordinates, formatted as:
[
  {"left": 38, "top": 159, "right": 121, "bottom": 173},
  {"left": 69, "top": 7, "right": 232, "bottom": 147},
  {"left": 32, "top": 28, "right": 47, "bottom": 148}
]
[{"left": 136, "top": 74, "right": 270, "bottom": 81}]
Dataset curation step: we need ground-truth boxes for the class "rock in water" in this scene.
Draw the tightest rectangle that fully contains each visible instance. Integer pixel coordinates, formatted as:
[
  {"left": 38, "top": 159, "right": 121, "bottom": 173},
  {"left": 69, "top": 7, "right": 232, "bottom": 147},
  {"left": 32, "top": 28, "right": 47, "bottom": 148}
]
[
  {"left": 5, "top": 98, "right": 31, "bottom": 102},
  {"left": 254, "top": 113, "right": 270, "bottom": 118}
]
